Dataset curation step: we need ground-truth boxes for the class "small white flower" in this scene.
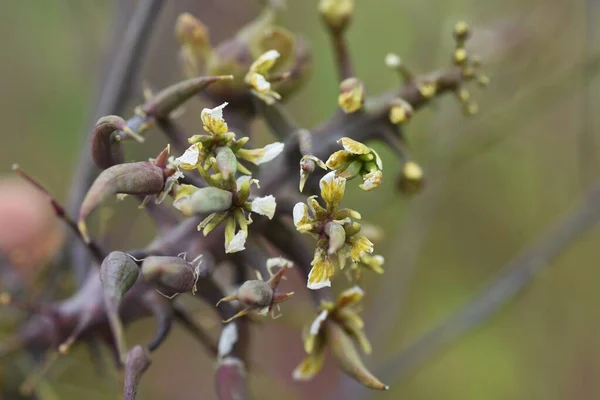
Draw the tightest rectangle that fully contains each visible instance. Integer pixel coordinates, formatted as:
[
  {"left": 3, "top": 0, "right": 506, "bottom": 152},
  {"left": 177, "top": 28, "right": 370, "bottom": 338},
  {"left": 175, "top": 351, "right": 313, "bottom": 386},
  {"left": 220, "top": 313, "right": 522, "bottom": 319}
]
[
  {"left": 251, "top": 195, "right": 277, "bottom": 219},
  {"left": 261, "top": 49, "right": 280, "bottom": 62},
  {"left": 385, "top": 52, "right": 402, "bottom": 68},
  {"left": 217, "top": 323, "right": 238, "bottom": 358},
  {"left": 252, "top": 73, "right": 271, "bottom": 92},
  {"left": 307, "top": 276, "right": 331, "bottom": 290},
  {"left": 309, "top": 309, "right": 329, "bottom": 335},
  {"left": 293, "top": 202, "right": 310, "bottom": 227},
  {"left": 226, "top": 230, "right": 247, "bottom": 253},
  {"left": 201, "top": 102, "right": 228, "bottom": 121},
  {"left": 175, "top": 144, "right": 200, "bottom": 167},
  {"left": 254, "top": 142, "right": 284, "bottom": 164}
]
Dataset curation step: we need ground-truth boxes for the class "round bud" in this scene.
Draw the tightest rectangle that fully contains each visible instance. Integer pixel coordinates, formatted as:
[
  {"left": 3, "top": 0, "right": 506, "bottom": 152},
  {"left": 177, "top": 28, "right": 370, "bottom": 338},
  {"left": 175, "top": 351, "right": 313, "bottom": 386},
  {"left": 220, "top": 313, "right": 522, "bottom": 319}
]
[{"left": 237, "top": 280, "right": 273, "bottom": 308}]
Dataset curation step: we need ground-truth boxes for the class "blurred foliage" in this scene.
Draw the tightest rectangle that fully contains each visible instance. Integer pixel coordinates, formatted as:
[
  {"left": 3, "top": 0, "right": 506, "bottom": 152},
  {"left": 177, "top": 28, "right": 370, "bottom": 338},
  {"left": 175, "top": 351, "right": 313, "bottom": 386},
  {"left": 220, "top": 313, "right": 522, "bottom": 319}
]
[{"left": 1, "top": 0, "right": 599, "bottom": 399}]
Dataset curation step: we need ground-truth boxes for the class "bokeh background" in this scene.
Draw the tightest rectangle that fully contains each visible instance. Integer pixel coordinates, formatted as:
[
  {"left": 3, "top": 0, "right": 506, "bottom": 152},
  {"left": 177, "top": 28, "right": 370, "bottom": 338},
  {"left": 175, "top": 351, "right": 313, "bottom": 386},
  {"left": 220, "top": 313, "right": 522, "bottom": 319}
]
[{"left": 0, "top": 0, "right": 598, "bottom": 399}]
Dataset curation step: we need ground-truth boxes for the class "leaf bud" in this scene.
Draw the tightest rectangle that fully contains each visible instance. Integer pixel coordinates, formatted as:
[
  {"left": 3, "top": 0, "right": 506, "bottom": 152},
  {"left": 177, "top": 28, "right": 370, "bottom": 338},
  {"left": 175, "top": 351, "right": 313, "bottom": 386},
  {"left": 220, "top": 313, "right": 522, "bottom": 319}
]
[{"left": 338, "top": 77, "right": 365, "bottom": 113}]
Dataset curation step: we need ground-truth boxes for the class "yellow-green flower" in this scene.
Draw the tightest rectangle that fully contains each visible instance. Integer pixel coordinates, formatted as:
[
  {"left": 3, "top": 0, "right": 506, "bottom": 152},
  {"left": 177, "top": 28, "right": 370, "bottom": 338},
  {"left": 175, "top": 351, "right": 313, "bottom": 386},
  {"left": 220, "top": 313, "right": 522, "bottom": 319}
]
[
  {"left": 245, "top": 49, "right": 282, "bottom": 105},
  {"left": 172, "top": 176, "right": 277, "bottom": 254},
  {"left": 294, "top": 172, "right": 373, "bottom": 289},
  {"left": 326, "top": 137, "right": 384, "bottom": 191},
  {"left": 338, "top": 77, "right": 365, "bottom": 113},
  {"left": 174, "top": 102, "right": 284, "bottom": 177},
  {"left": 349, "top": 253, "right": 384, "bottom": 280},
  {"left": 293, "top": 286, "right": 372, "bottom": 380}
]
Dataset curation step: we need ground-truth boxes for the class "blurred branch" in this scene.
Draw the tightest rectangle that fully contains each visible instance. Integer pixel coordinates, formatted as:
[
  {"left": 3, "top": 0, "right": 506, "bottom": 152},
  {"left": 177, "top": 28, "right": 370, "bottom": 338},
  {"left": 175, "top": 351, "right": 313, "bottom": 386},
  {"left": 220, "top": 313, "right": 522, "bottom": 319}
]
[
  {"left": 66, "top": 0, "right": 165, "bottom": 284},
  {"left": 377, "top": 178, "right": 600, "bottom": 382}
]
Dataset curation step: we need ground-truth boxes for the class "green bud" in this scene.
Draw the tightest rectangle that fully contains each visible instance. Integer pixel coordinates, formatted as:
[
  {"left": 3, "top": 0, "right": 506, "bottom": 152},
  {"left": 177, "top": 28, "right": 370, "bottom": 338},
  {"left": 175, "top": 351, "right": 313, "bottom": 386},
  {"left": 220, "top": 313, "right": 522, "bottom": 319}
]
[
  {"left": 174, "top": 186, "right": 233, "bottom": 215},
  {"left": 337, "top": 160, "right": 363, "bottom": 180},
  {"left": 215, "top": 146, "right": 238, "bottom": 180}
]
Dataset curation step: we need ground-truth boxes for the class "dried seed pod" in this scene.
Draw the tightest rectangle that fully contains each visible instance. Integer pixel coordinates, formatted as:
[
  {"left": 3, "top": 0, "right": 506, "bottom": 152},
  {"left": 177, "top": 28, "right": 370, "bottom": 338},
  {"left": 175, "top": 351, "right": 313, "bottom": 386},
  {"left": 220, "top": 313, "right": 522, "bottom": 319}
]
[
  {"left": 141, "top": 255, "right": 200, "bottom": 297},
  {"left": 78, "top": 161, "right": 165, "bottom": 242},
  {"left": 328, "top": 322, "right": 389, "bottom": 391},
  {"left": 124, "top": 345, "right": 151, "bottom": 400},
  {"left": 91, "top": 116, "right": 127, "bottom": 169},
  {"left": 100, "top": 251, "right": 140, "bottom": 365}
]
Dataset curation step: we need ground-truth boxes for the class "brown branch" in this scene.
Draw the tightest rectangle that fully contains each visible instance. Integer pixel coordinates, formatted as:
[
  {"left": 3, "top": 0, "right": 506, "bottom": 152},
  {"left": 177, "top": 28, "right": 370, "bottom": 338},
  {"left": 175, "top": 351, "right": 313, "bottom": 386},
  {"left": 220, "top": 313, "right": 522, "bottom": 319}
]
[{"left": 66, "top": 0, "right": 165, "bottom": 284}]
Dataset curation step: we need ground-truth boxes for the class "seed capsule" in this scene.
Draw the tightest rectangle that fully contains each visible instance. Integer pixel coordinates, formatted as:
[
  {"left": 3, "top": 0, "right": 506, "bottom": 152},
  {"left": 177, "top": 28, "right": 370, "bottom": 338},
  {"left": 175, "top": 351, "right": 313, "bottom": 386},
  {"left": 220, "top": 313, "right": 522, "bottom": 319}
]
[
  {"left": 78, "top": 161, "right": 165, "bottom": 242},
  {"left": 91, "top": 116, "right": 126, "bottom": 169},
  {"left": 141, "top": 256, "right": 200, "bottom": 296}
]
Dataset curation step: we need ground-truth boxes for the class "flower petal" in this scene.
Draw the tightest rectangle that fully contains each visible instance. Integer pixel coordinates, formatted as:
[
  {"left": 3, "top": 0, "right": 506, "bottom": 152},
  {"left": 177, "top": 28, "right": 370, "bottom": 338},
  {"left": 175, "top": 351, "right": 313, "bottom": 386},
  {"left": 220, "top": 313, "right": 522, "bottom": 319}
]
[
  {"left": 236, "top": 142, "right": 284, "bottom": 165},
  {"left": 292, "top": 350, "right": 325, "bottom": 381},
  {"left": 309, "top": 310, "right": 329, "bottom": 336},
  {"left": 201, "top": 102, "right": 228, "bottom": 135},
  {"left": 249, "top": 49, "right": 280, "bottom": 75},
  {"left": 319, "top": 171, "right": 346, "bottom": 206},
  {"left": 175, "top": 144, "right": 201, "bottom": 169},
  {"left": 293, "top": 202, "right": 311, "bottom": 227},
  {"left": 336, "top": 286, "right": 364, "bottom": 308},
  {"left": 326, "top": 150, "right": 353, "bottom": 170},
  {"left": 251, "top": 195, "right": 277, "bottom": 219},
  {"left": 349, "top": 236, "right": 374, "bottom": 261},
  {"left": 339, "top": 137, "right": 370, "bottom": 155},
  {"left": 225, "top": 230, "right": 247, "bottom": 253},
  {"left": 359, "top": 170, "right": 383, "bottom": 191}
]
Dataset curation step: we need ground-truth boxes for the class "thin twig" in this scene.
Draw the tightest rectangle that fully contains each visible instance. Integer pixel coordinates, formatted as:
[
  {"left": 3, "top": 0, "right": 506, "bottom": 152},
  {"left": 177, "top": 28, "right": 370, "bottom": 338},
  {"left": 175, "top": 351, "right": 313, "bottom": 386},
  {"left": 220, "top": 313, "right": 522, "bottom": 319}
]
[
  {"left": 377, "top": 179, "right": 600, "bottom": 382},
  {"left": 327, "top": 28, "right": 353, "bottom": 81},
  {"left": 12, "top": 165, "right": 105, "bottom": 263},
  {"left": 66, "top": 0, "right": 165, "bottom": 284}
]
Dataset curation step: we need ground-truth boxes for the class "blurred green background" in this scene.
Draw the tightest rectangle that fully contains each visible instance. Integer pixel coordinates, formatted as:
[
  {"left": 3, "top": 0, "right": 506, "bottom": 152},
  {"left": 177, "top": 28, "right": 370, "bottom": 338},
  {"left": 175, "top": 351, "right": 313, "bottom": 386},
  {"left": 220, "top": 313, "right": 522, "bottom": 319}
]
[{"left": 0, "top": 0, "right": 598, "bottom": 399}]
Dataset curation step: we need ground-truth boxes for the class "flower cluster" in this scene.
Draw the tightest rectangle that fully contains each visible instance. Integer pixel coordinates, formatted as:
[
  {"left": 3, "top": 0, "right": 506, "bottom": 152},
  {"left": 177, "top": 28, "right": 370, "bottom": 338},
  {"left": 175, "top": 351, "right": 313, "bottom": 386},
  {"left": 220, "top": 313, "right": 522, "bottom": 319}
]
[
  {"left": 293, "top": 286, "right": 388, "bottom": 390},
  {"left": 326, "top": 137, "right": 384, "bottom": 191},
  {"left": 294, "top": 171, "right": 375, "bottom": 289},
  {"left": 172, "top": 103, "right": 282, "bottom": 253}
]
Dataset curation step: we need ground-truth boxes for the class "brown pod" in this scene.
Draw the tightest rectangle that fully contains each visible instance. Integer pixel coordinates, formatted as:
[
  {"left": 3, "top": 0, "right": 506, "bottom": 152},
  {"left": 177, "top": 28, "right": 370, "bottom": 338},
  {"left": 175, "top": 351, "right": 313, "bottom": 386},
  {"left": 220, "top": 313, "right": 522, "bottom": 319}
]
[
  {"left": 141, "top": 256, "right": 198, "bottom": 296},
  {"left": 236, "top": 280, "right": 273, "bottom": 308},
  {"left": 124, "top": 345, "right": 151, "bottom": 400},
  {"left": 91, "top": 116, "right": 127, "bottom": 169},
  {"left": 78, "top": 162, "right": 165, "bottom": 242}
]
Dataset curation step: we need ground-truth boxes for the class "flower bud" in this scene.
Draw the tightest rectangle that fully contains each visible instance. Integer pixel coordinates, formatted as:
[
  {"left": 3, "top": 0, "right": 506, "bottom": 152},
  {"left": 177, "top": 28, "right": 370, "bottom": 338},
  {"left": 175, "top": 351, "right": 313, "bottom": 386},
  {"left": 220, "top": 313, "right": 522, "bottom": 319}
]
[
  {"left": 175, "top": 13, "right": 210, "bottom": 50},
  {"left": 338, "top": 77, "right": 365, "bottom": 113},
  {"left": 215, "top": 146, "right": 237, "bottom": 180},
  {"left": 124, "top": 345, "right": 151, "bottom": 400},
  {"left": 325, "top": 222, "right": 346, "bottom": 255},
  {"left": 141, "top": 256, "right": 200, "bottom": 296},
  {"left": 328, "top": 322, "right": 389, "bottom": 391},
  {"left": 91, "top": 116, "right": 126, "bottom": 169},
  {"left": 78, "top": 162, "right": 165, "bottom": 242},
  {"left": 256, "top": 26, "right": 295, "bottom": 67},
  {"left": 388, "top": 98, "right": 414, "bottom": 125},
  {"left": 337, "top": 159, "right": 362, "bottom": 180},
  {"left": 237, "top": 280, "right": 274, "bottom": 308},
  {"left": 173, "top": 186, "right": 233, "bottom": 216},
  {"left": 319, "top": 0, "right": 354, "bottom": 32},
  {"left": 397, "top": 161, "right": 424, "bottom": 194},
  {"left": 453, "top": 21, "right": 470, "bottom": 43}
]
